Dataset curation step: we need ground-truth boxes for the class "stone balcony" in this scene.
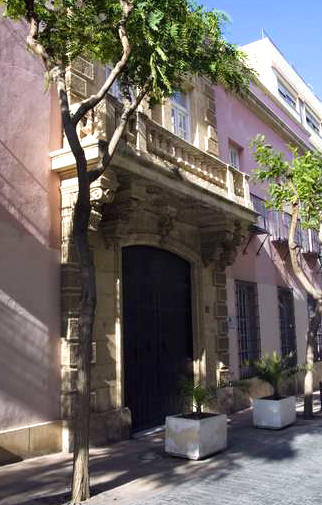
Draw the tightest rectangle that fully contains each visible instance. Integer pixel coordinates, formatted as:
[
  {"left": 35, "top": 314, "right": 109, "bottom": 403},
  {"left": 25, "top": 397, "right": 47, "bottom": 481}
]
[
  {"left": 139, "top": 114, "right": 252, "bottom": 211},
  {"left": 51, "top": 99, "right": 254, "bottom": 219}
]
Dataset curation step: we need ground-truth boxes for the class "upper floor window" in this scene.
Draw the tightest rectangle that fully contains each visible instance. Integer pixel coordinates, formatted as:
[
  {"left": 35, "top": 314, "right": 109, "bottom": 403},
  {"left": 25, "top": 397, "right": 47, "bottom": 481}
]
[
  {"left": 229, "top": 144, "right": 241, "bottom": 169},
  {"left": 305, "top": 107, "right": 320, "bottom": 135},
  {"left": 171, "top": 91, "right": 190, "bottom": 141},
  {"left": 277, "top": 80, "right": 297, "bottom": 109},
  {"left": 105, "top": 65, "right": 121, "bottom": 100}
]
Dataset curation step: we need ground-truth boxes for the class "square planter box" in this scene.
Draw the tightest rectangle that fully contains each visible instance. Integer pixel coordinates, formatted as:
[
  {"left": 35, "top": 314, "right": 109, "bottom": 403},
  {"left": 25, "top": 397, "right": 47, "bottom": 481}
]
[
  {"left": 165, "top": 413, "right": 227, "bottom": 460},
  {"left": 253, "top": 396, "right": 296, "bottom": 429}
]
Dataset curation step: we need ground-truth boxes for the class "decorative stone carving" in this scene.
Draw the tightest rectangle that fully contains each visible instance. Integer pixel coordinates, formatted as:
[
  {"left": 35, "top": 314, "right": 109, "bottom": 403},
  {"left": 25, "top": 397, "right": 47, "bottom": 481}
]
[
  {"left": 158, "top": 205, "right": 177, "bottom": 241},
  {"left": 92, "top": 101, "right": 107, "bottom": 140},
  {"left": 201, "top": 220, "right": 247, "bottom": 268},
  {"left": 89, "top": 171, "right": 119, "bottom": 231}
]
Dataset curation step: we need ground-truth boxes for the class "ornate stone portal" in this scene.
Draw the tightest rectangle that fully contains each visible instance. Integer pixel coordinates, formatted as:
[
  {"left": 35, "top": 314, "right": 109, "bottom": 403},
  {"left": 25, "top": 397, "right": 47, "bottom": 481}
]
[
  {"left": 53, "top": 146, "right": 253, "bottom": 447},
  {"left": 51, "top": 65, "right": 255, "bottom": 446}
]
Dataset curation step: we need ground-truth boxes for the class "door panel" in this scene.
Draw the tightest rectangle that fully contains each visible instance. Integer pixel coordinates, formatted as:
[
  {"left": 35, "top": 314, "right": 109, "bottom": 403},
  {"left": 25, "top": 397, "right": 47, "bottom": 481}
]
[{"left": 122, "top": 246, "right": 193, "bottom": 431}]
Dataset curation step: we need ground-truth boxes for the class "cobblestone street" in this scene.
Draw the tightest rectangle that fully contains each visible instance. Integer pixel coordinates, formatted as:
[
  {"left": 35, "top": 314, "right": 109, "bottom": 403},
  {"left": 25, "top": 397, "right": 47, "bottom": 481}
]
[{"left": 1, "top": 399, "right": 322, "bottom": 505}]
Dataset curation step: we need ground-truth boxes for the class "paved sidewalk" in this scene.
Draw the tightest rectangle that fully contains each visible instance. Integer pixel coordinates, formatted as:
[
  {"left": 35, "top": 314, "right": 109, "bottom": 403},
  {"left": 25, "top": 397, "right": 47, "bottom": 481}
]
[{"left": 1, "top": 396, "right": 322, "bottom": 505}]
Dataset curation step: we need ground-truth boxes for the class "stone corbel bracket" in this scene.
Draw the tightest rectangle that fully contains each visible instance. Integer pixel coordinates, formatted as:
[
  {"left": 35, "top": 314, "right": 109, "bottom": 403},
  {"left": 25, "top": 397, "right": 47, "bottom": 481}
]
[
  {"left": 201, "top": 220, "right": 248, "bottom": 268},
  {"left": 89, "top": 171, "right": 119, "bottom": 231}
]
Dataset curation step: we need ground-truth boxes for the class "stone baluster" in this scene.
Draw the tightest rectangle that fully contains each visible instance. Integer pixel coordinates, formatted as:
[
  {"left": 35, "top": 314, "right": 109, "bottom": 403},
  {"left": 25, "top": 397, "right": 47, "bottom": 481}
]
[
  {"left": 149, "top": 129, "right": 156, "bottom": 151},
  {"left": 135, "top": 112, "right": 147, "bottom": 153},
  {"left": 176, "top": 145, "right": 183, "bottom": 164},
  {"left": 226, "top": 165, "right": 235, "bottom": 199},
  {"left": 242, "top": 173, "right": 252, "bottom": 208}
]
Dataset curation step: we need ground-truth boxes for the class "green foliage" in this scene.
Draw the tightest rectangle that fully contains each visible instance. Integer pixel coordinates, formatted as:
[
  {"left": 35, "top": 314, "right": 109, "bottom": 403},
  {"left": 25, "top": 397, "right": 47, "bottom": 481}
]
[
  {"left": 1, "top": 0, "right": 255, "bottom": 104},
  {"left": 246, "top": 351, "right": 304, "bottom": 399},
  {"left": 251, "top": 135, "right": 322, "bottom": 230},
  {"left": 179, "top": 377, "right": 215, "bottom": 414}
]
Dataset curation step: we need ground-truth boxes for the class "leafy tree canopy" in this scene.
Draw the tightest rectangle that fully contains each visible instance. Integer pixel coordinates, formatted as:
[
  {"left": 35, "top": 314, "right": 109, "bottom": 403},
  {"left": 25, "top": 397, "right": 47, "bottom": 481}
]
[
  {"left": 251, "top": 135, "right": 322, "bottom": 230},
  {"left": 2, "top": 0, "right": 254, "bottom": 104}
]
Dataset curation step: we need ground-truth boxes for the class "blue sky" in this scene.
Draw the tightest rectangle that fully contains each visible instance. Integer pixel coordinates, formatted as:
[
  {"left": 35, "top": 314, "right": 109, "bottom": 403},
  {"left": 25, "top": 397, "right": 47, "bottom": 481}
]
[{"left": 204, "top": 0, "right": 322, "bottom": 100}]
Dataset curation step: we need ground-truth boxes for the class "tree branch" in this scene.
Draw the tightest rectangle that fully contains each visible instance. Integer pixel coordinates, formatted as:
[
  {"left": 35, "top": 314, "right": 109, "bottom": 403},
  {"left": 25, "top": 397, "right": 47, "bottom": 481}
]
[
  {"left": 289, "top": 202, "right": 322, "bottom": 299},
  {"left": 56, "top": 72, "right": 89, "bottom": 202},
  {"left": 88, "top": 77, "right": 152, "bottom": 183},
  {"left": 24, "top": 0, "right": 50, "bottom": 70},
  {"left": 72, "top": 0, "right": 133, "bottom": 126}
]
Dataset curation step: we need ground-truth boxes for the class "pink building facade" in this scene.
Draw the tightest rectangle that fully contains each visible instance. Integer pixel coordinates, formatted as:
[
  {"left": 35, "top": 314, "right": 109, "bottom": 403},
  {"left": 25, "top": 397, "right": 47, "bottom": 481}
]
[
  {"left": 0, "top": 17, "right": 62, "bottom": 461},
  {"left": 215, "top": 38, "right": 322, "bottom": 381}
]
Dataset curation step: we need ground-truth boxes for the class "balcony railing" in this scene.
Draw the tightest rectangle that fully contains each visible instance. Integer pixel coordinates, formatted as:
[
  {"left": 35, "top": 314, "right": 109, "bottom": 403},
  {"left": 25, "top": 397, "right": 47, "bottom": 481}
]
[
  {"left": 301, "top": 229, "right": 320, "bottom": 255},
  {"left": 136, "top": 114, "right": 252, "bottom": 210},
  {"left": 250, "top": 194, "right": 269, "bottom": 232},
  {"left": 250, "top": 194, "right": 320, "bottom": 254}
]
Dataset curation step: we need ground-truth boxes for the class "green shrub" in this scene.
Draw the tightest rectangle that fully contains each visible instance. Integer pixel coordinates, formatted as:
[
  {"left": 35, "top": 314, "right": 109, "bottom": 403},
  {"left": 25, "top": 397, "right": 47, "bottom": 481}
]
[{"left": 245, "top": 351, "right": 305, "bottom": 399}]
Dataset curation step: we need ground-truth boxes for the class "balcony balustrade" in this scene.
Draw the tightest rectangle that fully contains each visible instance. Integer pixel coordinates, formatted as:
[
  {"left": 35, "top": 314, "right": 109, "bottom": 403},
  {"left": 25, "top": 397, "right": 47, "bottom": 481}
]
[
  {"left": 136, "top": 114, "right": 252, "bottom": 210},
  {"left": 60, "top": 98, "right": 253, "bottom": 211}
]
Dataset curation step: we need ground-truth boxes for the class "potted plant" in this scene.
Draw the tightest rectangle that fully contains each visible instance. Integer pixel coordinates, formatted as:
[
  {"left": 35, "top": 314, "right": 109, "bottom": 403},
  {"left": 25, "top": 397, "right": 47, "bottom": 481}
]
[
  {"left": 165, "top": 380, "right": 227, "bottom": 460},
  {"left": 249, "top": 351, "right": 302, "bottom": 429}
]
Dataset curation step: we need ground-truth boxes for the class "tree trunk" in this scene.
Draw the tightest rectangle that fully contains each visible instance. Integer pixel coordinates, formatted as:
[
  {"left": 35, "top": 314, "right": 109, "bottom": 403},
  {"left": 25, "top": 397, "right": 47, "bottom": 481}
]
[
  {"left": 56, "top": 76, "right": 97, "bottom": 503},
  {"left": 288, "top": 203, "right": 322, "bottom": 418},
  {"left": 71, "top": 175, "right": 96, "bottom": 503},
  {"left": 304, "top": 299, "right": 322, "bottom": 418},
  {"left": 304, "top": 328, "right": 314, "bottom": 418}
]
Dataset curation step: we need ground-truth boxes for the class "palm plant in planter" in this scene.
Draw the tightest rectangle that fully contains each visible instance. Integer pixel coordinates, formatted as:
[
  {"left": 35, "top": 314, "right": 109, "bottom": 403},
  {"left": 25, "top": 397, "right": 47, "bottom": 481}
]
[
  {"left": 165, "top": 380, "right": 227, "bottom": 460},
  {"left": 249, "top": 352, "right": 303, "bottom": 429}
]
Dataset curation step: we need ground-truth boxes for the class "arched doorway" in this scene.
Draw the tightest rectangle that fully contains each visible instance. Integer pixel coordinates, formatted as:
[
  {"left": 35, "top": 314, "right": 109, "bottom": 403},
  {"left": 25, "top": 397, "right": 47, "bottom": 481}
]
[{"left": 122, "top": 246, "right": 193, "bottom": 432}]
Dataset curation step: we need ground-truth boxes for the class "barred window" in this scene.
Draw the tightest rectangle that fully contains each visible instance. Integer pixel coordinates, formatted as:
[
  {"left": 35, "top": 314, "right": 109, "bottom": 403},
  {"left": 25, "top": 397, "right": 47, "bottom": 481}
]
[
  {"left": 236, "top": 281, "right": 261, "bottom": 378},
  {"left": 278, "top": 287, "right": 297, "bottom": 365}
]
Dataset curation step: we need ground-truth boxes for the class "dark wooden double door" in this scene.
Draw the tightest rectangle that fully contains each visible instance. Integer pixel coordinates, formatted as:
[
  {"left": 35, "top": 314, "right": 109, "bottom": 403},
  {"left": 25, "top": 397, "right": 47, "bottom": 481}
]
[{"left": 122, "top": 246, "right": 193, "bottom": 432}]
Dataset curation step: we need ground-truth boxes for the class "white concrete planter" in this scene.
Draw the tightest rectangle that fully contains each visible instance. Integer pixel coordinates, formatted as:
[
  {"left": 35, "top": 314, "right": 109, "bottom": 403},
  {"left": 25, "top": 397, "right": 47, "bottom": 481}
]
[
  {"left": 253, "top": 396, "right": 296, "bottom": 429},
  {"left": 165, "top": 413, "right": 227, "bottom": 460}
]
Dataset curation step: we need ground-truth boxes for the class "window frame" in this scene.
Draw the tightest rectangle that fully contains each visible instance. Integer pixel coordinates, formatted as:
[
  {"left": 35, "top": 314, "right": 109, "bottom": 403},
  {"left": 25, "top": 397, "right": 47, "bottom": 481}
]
[
  {"left": 170, "top": 91, "right": 190, "bottom": 142},
  {"left": 105, "top": 65, "right": 121, "bottom": 100},
  {"left": 305, "top": 106, "right": 321, "bottom": 135},
  {"left": 235, "top": 280, "right": 261, "bottom": 378},
  {"left": 278, "top": 287, "right": 297, "bottom": 365},
  {"left": 277, "top": 79, "right": 297, "bottom": 110},
  {"left": 229, "top": 144, "right": 241, "bottom": 169}
]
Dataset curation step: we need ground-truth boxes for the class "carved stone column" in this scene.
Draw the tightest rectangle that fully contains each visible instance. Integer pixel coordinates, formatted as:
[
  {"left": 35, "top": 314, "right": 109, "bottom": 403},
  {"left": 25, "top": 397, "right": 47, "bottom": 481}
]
[{"left": 60, "top": 171, "right": 118, "bottom": 451}]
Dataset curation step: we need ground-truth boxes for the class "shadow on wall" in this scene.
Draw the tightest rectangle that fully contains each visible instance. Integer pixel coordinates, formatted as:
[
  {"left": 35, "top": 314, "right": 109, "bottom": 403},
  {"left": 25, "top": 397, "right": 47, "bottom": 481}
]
[
  {"left": 0, "top": 203, "right": 60, "bottom": 432},
  {"left": 0, "top": 290, "right": 59, "bottom": 429}
]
